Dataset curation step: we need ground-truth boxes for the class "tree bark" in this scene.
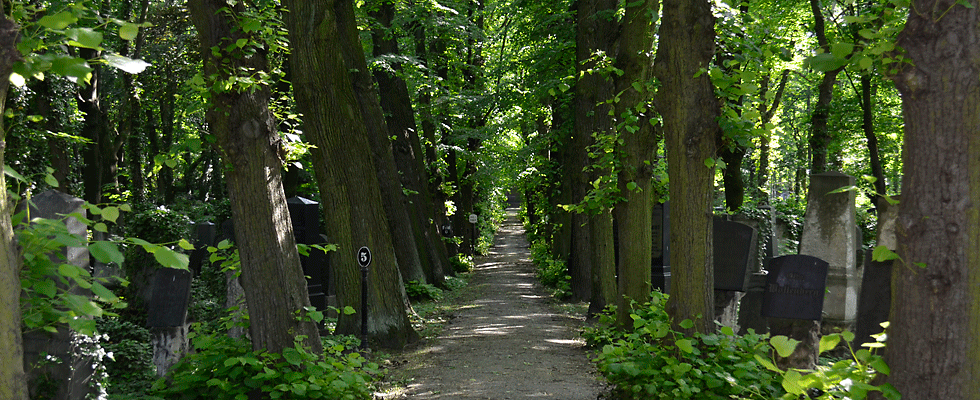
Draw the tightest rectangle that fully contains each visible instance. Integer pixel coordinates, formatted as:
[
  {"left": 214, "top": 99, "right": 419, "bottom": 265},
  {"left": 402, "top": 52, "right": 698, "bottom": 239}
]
[
  {"left": 655, "top": 0, "right": 719, "bottom": 334},
  {"left": 612, "top": 0, "right": 659, "bottom": 326},
  {"left": 187, "top": 0, "right": 322, "bottom": 355},
  {"left": 337, "top": 0, "right": 427, "bottom": 288},
  {"left": 879, "top": 1, "right": 980, "bottom": 398},
  {"left": 369, "top": 0, "right": 450, "bottom": 286},
  {"left": 0, "top": 15, "right": 29, "bottom": 400},
  {"left": 808, "top": 0, "right": 844, "bottom": 174},
  {"left": 571, "top": 0, "right": 617, "bottom": 303},
  {"left": 282, "top": 0, "right": 418, "bottom": 349}
]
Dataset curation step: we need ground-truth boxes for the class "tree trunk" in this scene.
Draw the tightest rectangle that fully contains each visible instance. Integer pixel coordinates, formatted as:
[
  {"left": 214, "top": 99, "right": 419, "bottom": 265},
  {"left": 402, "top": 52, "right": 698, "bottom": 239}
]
[
  {"left": 808, "top": 0, "right": 844, "bottom": 174},
  {"left": 337, "top": 0, "right": 427, "bottom": 288},
  {"left": 861, "top": 74, "right": 887, "bottom": 206},
  {"left": 879, "top": 2, "right": 980, "bottom": 398},
  {"left": 0, "top": 15, "right": 29, "bottom": 400},
  {"left": 655, "top": 0, "right": 719, "bottom": 334},
  {"left": 571, "top": 0, "right": 618, "bottom": 303},
  {"left": 188, "top": 0, "right": 322, "bottom": 355},
  {"left": 612, "top": 0, "right": 659, "bottom": 326},
  {"left": 756, "top": 69, "right": 790, "bottom": 203},
  {"left": 370, "top": 0, "right": 449, "bottom": 286},
  {"left": 282, "top": 0, "right": 418, "bottom": 349}
]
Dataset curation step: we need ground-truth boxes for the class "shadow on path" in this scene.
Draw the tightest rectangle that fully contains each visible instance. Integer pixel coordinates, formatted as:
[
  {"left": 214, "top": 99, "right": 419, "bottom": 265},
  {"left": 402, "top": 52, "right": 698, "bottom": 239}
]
[{"left": 384, "top": 208, "right": 603, "bottom": 399}]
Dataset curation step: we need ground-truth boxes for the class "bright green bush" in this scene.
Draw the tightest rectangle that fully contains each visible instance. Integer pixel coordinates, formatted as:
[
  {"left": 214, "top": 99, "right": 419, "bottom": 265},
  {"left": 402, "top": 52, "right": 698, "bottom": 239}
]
[
  {"left": 529, "top": 240, "right": 570, "bottom": 299},
  {"left": 151, "top": 318, "right": 380, "bottom": 400},
  {"left": 584, "top": 293, "right": 784, "bottom": 400}
]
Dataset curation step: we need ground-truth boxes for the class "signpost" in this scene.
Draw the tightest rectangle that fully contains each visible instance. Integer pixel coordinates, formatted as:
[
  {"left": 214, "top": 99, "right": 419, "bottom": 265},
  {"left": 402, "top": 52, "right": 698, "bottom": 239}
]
[
  {"left": 468, "top": 214, "right": 477, "bottom": 253},
  {"left": 357, "top": 247, "right": 371, "bottom": 349}
]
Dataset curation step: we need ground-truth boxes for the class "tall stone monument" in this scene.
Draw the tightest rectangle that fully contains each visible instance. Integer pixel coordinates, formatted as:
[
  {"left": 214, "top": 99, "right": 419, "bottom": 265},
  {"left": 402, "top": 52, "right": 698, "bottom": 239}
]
[{"left": 799, "top": 172, "right": 860, "bottom": 326}]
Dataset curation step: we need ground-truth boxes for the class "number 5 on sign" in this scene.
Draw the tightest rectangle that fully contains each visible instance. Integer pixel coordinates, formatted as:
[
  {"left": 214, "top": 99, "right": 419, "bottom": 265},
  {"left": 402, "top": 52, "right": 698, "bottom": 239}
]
[{"left": 357, "top": 247, "right": 371, "bottom": 268}]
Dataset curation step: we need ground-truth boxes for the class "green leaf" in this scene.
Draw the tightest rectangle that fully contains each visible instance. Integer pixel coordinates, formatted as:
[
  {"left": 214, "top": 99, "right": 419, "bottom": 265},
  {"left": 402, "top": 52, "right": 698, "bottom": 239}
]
[
  {"left": 675, "top": 339, "right": 694, "bottom": 353},
  {"left": 626, "top": 181, "right": 638, "bottom": 191},
  {"left": 90, "top": 241, "right": 124, "bottom": 265},
  {"left": 831, "top": 42, "right": 854, "bottom": 58},
  {"left": 50, "top": 55, "right": 92, "bottom": 82},
  {"left": 819, "top": 333, "right": 841, "bottom": 354},
  {"left": 103, "top": 53, "right": 151, "bottom": 74},
  {"left": 101, "top": 206, "right": 120, "bottom": 223},
  {"left": 4, "top": 165, "right": 27, "bottom": 183},
  {"left": 66, "top": 28, "right": 104, "bottom": 50},
  {"left": 44, "top": 173, "right": 59, "bottom": 187},
  {"left": 39, "top": 12, "right": 78, "bottom": 30},
  {"left": 153, "top": 247, "right": 190, "bottom": 270},
  {"left": 59, "top": 263, "right": 81, "bottom": 278},
  {"left": 282, "top": 348, "right": 302, "bottom": 366},
  {"left": 178, "top": 239, "right": 194, "bottom": 250},
  {"left": 119, "top": 23, "right": 139, "bottom": 41},
  {"left": 93, "top": 222, "right": 108, "bottom": 232},
  {"left": 770, "top": 335, "right": 800, "bottom": 358},
  {"left": 870, "top": 357, "right": 891, "bottom": 375},
  {"left": 343, "top": 306, "right": 356, "bottom": 315},
  {"left": 90, "top": 282, "right": 119, "bottom": 302},
  {"left": 781, "top": 370, "right": 806, "bottom": 395},
  {"left": 858, "top": 56, "right": 874, "bottom": 70},
  {"left": 679, "top": 319, "right": 694, "bottom": 329},
  {"left": 872, "top": 245, "right": 900, "bottom": 262},
  {"left": 65, "top": 294, "right": 103, "bottom": 317},
  {"left": 808, "top": 53, "right": 849, "bottom": 72},
  {"left": 720, "top": 326, "right": 735, "bottom": 336}
]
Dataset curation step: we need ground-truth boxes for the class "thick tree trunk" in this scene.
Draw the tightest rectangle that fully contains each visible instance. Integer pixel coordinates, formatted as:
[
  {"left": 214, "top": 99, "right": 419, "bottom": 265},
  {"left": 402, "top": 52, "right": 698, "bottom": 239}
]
[
  {"left": 571, "top": 0, "right": 618, "bottom": 303},
  {"left": 0, "top": 16, "right": 29, "bottom": 400},
  {"left": 655, "top": 0, "right": 719, "bottom": 334},
  {"left": 337, "top": 0, "right": 427, "bottom": 288},
  {"left": 370, "top": 0, "right": 449, "bottom": 285},
  {"left": 188, "top": 0, "right": 322, "bottom": 355},
  {"left": 282, "top": 0, "right": 418, "bottom": 349},
  {"left": 879, "top": 2, "right": 980, "bottom": 398},
  {"left": 612, "top": 0, "right": 659, "bottom": 326},
  {"left": 860, "top": 74, "right": 887, "bottom": 205}
]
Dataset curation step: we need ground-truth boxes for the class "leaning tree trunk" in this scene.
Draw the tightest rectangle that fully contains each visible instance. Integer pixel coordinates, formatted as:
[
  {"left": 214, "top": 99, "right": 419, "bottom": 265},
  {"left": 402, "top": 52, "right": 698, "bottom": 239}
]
[
  {"left": 878, "top": 1, "right": 980, "bottom": 399},
  {"left": 282, "top": 0, "right": 418, "bottom": 349},
  {"left": 187, "top": 0, "right": 322, "bottom": 355},
  {"left": 0, "top": 15, "right": 29, "bottom": 400},
  {"left": 369, "top": 0, "right": 450, "bottom": 286},
  {"left": 656, "top": 0, "right": 719, "bottom": 334},
  {"left": 613, "top": 0, "right": 659, "bottom": 326}
]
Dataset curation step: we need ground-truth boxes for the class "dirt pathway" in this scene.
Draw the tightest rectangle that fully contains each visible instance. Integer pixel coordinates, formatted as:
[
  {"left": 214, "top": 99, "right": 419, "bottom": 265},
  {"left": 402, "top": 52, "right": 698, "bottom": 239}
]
[{"left": 380, "top": 208, "right": 604, "bottom": 399}]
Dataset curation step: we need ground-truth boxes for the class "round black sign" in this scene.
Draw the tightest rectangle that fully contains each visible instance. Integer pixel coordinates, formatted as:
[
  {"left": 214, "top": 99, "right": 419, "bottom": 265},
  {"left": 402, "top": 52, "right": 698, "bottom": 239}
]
[{"left": 357, "top": 246, "right": 371, "bottom": 268}]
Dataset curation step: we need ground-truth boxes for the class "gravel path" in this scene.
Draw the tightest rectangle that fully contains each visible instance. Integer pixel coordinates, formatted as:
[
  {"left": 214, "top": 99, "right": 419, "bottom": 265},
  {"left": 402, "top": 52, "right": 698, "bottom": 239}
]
[{"left": 380, "top": 209, "right": 604, "bottom": 399}]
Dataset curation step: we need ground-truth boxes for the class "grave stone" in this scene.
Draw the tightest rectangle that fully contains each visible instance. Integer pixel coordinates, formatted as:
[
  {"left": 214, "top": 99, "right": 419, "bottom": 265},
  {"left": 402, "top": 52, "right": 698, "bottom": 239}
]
[
  {"left": 20, "top": 190, "right": 98, "bottom": 400},
  {"left": 147, "top": 268, "right": 193, "bottom": 376},
  {"left": 651, "top": 202, "right": 670, "bottom": 294},
  {"left": 713, "top": 218, "right": 757, "bottom": 291},
  {"left": 762, "top": 255, "right": 829, "bottom": 320},
  {"left": 287, "top": 196, "right": 333, "bottom": 311},
  {"left": 189, "top": 221, "right": 217, "bottom": 276},
  {"left": 855, "top": 196, "right": 900, "bottom": 346},
  {"left": 800, "top": 172, "right": 860, "bottom": 325},
  {"left": 735, "top": 207, "right": 775, "bottom": 334}
]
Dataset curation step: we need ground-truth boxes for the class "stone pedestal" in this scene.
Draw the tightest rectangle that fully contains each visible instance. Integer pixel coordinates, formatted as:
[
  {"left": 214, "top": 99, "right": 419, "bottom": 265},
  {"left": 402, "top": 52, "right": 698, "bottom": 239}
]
[{"left": 799, "top": 172, "right": 860, "bottom": 325}]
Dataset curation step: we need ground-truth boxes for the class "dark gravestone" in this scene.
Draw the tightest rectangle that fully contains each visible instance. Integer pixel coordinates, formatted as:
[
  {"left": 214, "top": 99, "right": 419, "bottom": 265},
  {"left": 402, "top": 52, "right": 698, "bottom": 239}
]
[
  {"left": 651, "top": 202, "right": 671, "bottom": 293},
  {"left": 147, "top": 268, "right": 193, "bottom": 328},
  {"left": 287, "top": 196, "right": 333, "bottom": 311},
  {"left": 713, "top": 218, "right": 757, "bottom": 291},
  {"left": 21, "top": 190, "right": 98, "bottom": 400},
  {"left": 762, "top": 255, "right": 829, "bottom": 321},
  {"left": 855, "top": 250, "right": 892, "bottom": 346},
  {"left": 189, "top": 221, "right": 216, "bottom": 276}
]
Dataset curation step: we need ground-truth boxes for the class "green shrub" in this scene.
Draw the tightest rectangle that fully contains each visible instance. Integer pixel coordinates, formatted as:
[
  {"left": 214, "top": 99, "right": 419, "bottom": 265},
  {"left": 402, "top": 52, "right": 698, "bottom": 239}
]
[
  {"left": 585, "top": 294, "right": 784, "bottom": 399},
  {"left": 151, "top": 318, "right": 380, "bottom": 400},
  {"left": 529, "top": 240, "right": 570, "bottom": 300},
  {"left": 96, "top": 318, "right": 157, "bottom": 399},
  {"left": 449, "top": 254, "right": 474, "bottom": 273},
  {"left": 405, "top": 280, "right": 443, "bottom": 301}
]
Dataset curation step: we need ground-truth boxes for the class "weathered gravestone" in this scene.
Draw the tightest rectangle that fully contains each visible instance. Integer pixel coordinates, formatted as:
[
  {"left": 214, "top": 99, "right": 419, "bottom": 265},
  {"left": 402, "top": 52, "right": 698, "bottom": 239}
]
[
  {"left": 800, "top": 172, "right": 860, "bottom": 326},
  {"left": 287, "top": 196, "right": 334, "bottom": 311},
  {"left": 146, "top": 268, "right": 193, "bottom": 376},
  {"left": 762, "top": 254, "right": 830, "bottom": 370},
  {"left": 855, "top": 196, "right": 900, "bottom": 346},
  {"left": 651, "top": 202, "right": 670, "bottom": 294},
  {"left": 21, "top": 190, "right": 98, "bottom": 400},
  {"left": 762, "top": 255, "right": 829, "bottom": 320},
  {"left": 713, "top": 217, "right": 757, "bottom": 330}
]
